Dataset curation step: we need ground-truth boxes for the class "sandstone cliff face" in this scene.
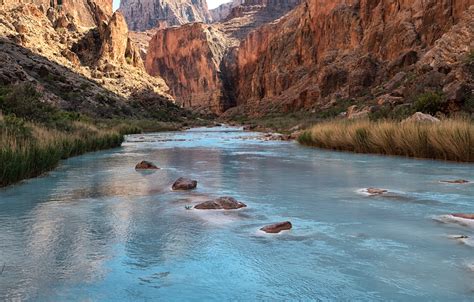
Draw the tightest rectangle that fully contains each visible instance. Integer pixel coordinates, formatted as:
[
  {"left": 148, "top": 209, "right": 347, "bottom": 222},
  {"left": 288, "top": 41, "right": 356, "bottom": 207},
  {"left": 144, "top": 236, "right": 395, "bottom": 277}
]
[
  {"left": 0, "top": 4, "right": 175, "bottom": 118},
  {"left": 142, "top": 0, "right": 302, "bottom": 114},
  {"left": 230, "top": 0, "right": 474, "bottom": 115},
  {"left": 209, "top": 0, "right": 244, "bottom": 22},
  {"left": 145, "top": 23, "right": 232, "bottom": 113},
  {"left": 1, "top": 0, "right": 113, "bottom": 27},
  {"left": 119, "top": 0, "right": 212, "bottom": 31},
  {"left": 216, "top": 0, "right": 300, "bottom": 41}
]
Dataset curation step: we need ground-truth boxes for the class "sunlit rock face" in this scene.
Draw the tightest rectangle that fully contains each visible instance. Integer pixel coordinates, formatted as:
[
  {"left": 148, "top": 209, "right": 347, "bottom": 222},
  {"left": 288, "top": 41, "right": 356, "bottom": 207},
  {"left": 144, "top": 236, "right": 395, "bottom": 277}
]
[
  {"left": 119, "top": 0, "right": 212, "bottom": 31},
  {"left": 209, "top": 0, "right": 243, "bottom": 22},
  {"left": 145, "top": 23, "right": 231, "bottom": 114},
  {"left": 216, "top": 0, "right": 301, "bottom": 41},
  {"left": 230, "top": 0, "right": 474, "bottom": 115},
  {"left": 1, "top": 0, "right": 113, "bottom": 27},
  {"left": 0, "top": 2, "right": 172, "bottom": 117}
]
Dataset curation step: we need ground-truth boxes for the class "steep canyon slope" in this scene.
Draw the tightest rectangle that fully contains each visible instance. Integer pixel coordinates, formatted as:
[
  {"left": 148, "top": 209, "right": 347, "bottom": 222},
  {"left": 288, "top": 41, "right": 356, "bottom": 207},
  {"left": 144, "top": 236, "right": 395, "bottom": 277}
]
[
  {"left": 1, "top": 0, "right": 113, "bottom": 27},
  {"left": 0, "top": 2, "right": 184, "bottom": 119},
  {"left": 142, "top": 0, "right": 473, "bottom": 118},
  {"left": 144, "top": 0, "right": 301, "bottom": 114}
]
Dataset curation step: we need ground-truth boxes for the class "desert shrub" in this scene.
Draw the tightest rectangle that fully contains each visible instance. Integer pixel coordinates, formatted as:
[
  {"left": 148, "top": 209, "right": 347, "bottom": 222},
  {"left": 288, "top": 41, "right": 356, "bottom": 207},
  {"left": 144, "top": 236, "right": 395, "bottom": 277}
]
[{"left": 413, "top": 91, "right": 445, "bottom": 115}]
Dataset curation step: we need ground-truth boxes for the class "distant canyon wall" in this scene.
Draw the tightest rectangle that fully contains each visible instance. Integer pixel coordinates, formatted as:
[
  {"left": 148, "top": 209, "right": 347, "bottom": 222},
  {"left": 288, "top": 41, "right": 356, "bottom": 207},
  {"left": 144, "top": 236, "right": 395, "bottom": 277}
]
[
  {"left": 145, "top": 23, "right": 230, "bottom": 113},
  {"left": 119, "top": 0, "right": 212, "bottom": 31}
]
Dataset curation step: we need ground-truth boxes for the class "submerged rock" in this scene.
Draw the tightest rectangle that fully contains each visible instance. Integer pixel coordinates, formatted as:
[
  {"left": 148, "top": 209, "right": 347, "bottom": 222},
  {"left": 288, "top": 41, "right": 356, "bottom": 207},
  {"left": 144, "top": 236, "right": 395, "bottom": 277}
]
[
  {"left": 260, "top": 221, "right": 292, "bottom": 234},
  {"left": 447, "top": 234, "right": 469, "bottom": 240},
  {"left": 135, "top": 161, "right": 159, "bottom": 170},
  {"left": 440, "top": 179, "right": 470, "bottom": 184},
  {"left": 366, "top": 188, "right": 388, "bottom": 195},
  {"left": 172, "top": 177, "right": 197, "bottom": 190},
  {"left": 194, "top": 196, "right": 246, "bottom": 210}
]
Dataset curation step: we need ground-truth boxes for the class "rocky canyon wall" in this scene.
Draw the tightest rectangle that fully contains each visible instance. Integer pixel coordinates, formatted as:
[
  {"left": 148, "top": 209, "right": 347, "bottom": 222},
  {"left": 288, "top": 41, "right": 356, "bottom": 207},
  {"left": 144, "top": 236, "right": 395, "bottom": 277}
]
[
  {"left": 231, "top": 0, "right": 474, "bottom": 115},
  {"left": 119, "top": 0, "right": 212, "bottom": 31},
  {"left": 145, "top": 23, "right": 231, "bottom": 113},
  {"left": 143, "top": 0, "right": 302, "bottom": 114}
]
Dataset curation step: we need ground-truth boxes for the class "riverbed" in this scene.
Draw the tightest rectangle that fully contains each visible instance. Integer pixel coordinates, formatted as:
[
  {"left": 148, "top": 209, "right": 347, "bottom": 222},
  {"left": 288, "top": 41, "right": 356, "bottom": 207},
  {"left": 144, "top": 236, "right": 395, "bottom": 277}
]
[{"left": 0, "top": 127, "right": 473, "bottom": 301}]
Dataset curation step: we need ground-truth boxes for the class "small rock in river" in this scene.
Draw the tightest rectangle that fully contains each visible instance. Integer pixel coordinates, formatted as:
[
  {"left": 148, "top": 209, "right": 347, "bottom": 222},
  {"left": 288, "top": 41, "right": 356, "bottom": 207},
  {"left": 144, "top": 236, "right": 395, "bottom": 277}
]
[
  {"left": 135, "top": 161, "right": 160, "bottom": 170},
  {"left": 194, "top": 197, "right": 246, "bottom": 210},
  {"left": 260, "top": 221, "right": 292, "bottom": 234}
]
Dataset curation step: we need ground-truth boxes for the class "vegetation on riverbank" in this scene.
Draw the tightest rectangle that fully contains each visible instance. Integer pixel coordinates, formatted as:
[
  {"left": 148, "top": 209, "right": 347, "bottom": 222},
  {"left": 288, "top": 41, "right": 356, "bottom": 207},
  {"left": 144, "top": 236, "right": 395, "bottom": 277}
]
[
  {"left": 0, "top": 83, "right": 205, "bottom": 187},
  {"left": 298, "top": 118, "right": 474, "bottom": 162}
]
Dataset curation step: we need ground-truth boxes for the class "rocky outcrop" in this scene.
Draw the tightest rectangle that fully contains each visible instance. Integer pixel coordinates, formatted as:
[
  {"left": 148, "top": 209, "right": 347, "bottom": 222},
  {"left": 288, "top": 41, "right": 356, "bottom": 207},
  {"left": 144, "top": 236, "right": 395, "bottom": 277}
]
[
  {"left": 229, "top": 0, "right": 474, "bottom": 116},
  {"left": 1, "top": 0, "right": 113, "bottom": 27},
  {"left": 146, "top": 23, "right": 232, "bottom": 113},
  {"left": 403, "top": 112, "right": 440, "bottom": 123},
  {"left": 260, "top": 221, "right": 292, "bottom": 233},
  {"left": 119, "top": 0, "right": 212, "bottom": 31},
  {"left": 216, "top": 0, "right": 300, "bottom": 41},
  {"left": 194, "top": 196, "right": 247, "bottom": 210},
  {"left": 172, "top": 177, "right": 198, "bottom": 190},
  {"left": 0, "top": 4, "right": 178, "bottom": 118},
  {"left": 209, "top": 0, "right": 243, "bottom": 22},
  {"left": 97, "top": 11, "right": 142, "bottom": 66}
]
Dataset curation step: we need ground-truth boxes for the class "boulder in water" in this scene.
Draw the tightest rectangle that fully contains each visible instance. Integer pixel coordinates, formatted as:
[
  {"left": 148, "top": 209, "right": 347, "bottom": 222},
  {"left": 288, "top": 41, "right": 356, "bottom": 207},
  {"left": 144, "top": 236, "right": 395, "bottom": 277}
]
[
  {"left": 194, "top": 197, "right": 246, "bottom": 210},
  {"left": 260, "top": 221, "right": 292, "bottom": 234},
  {"left": 135, "top": 161, "right": 159, "bottom": 170},
  {"left": 172, "top": 177, "right": 197, "bottom": 190}
]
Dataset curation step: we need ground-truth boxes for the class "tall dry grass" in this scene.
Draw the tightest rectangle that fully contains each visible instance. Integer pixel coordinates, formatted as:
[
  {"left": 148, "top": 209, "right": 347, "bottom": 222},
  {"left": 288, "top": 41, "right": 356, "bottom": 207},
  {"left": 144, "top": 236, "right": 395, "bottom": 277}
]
[
  {"left": 298, "top": 119, "right": 474, "bottom": 162},
  {"left": 0, "top": 120, "right": 128, "bottom": 187}
]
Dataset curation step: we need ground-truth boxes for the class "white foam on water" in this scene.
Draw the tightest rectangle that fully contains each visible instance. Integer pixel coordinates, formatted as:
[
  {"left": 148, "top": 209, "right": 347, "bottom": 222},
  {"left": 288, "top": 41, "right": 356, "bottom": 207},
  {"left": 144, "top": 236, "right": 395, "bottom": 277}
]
[{"left": 433, "top": 215, "right": 474, "bottom": 228}]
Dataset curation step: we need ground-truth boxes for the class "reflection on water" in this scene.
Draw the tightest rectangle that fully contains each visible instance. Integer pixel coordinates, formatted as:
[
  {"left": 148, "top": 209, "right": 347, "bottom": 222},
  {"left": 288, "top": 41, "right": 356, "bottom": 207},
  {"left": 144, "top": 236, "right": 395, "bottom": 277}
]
[{"left": 0, "top": 127, "right": 473, "bottom": 301}]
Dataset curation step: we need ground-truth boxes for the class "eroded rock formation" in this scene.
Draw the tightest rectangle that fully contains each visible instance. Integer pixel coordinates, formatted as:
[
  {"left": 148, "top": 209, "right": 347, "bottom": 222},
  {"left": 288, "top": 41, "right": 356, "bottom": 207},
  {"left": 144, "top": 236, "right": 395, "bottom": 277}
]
[
  {"left": 145, "top": 23, "right": 232, "bottom": 113},
  {"left": 119, "top": 0, "right": 212, "bottom": 31},
  {"left": 1, "top": 0, "right": 113, "bottom": 27},
  {"left": 0, "top": 3, "right": 178, "bottom": 118},
  {"left": 209, "top": 0, "right": 243, "bottom": 22},
  {"left": 217, "top": 0, "right": 300, "bottom": 41}
]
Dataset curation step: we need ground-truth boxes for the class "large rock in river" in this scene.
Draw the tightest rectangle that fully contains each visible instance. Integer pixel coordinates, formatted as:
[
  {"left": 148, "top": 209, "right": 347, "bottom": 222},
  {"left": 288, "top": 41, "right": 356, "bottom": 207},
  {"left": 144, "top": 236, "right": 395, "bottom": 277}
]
[
  {"left": 172, "top": 177, "right": 198, "bottom": 190},
  {"left": 260, "top": 221, "right": 292, "bottom": 234},
  {"left": 194, "top": 196, "right": 246, "bottom": 210}
]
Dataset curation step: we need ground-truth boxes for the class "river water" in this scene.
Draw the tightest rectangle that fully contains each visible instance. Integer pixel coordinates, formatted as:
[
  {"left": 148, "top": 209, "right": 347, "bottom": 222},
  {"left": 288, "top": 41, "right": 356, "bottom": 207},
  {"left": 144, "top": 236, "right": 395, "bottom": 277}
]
[{"left": 0, "top": 127, "right": 473, "bottom": 301}]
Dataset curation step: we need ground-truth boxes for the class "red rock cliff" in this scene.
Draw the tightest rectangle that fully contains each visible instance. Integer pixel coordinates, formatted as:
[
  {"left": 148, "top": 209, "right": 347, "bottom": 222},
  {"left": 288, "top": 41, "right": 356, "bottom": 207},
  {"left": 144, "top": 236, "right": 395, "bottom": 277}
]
[
  {"left": 232, "top": 0, "right": 474, "bottom": 114},
  {"left": 145, "top": 23, "right": 231, "bottom": 114}
]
